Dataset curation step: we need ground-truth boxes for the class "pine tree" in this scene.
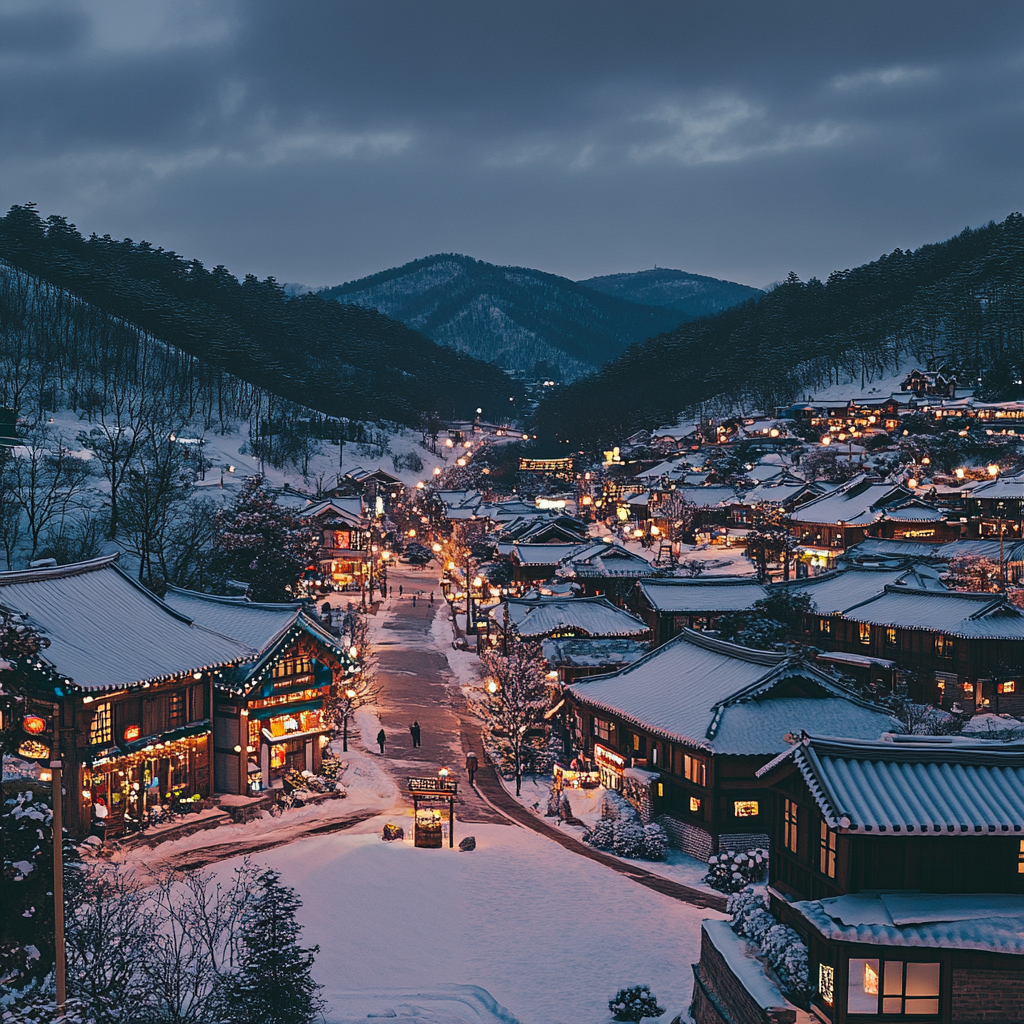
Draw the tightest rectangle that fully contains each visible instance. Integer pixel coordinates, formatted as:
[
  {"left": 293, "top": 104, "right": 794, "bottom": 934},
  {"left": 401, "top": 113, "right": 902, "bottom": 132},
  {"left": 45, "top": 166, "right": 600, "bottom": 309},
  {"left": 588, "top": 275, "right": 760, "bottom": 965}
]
[{"left": 220, "top": 868, "right": 324, "bottom": 1024}]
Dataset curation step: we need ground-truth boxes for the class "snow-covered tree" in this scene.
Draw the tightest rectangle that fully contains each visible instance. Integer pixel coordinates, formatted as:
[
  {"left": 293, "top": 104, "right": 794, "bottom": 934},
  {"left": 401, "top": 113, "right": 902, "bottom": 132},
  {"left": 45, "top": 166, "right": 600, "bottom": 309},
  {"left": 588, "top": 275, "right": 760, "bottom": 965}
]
[
  {"left": 943, "top": 554, "right": 1005, "bottom": 592},
  {"left": 209, "top": 478, "right": 318, "bottom": 602},
  {"left": 220, "top": 868, "right": 324, "bottom": 1024},
  {"left": 480, "top": 640, "right": 550, "bottom": 796},
  {"left": 608, "top": 985, "right": 664, "bottom": 1022}
]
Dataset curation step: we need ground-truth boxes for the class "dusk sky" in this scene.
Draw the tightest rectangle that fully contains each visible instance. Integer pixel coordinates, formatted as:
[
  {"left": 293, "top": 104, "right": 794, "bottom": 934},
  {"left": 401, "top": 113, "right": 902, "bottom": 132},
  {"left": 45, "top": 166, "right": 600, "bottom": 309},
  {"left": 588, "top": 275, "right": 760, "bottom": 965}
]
[{"left": 1, "top": 0, "right": 1021, "bottom": 289}]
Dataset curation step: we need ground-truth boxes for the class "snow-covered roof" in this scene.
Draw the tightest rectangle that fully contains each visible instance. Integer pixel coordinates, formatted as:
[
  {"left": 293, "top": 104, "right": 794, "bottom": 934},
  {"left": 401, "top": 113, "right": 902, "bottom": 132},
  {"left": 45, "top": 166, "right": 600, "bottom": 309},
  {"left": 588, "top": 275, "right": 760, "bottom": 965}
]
[
  {"left": 556, "top": 541, "right": 655, "bottom": 579},
  {"left": 298, "top": 497, "right": 366, "bottom": 525},
  {"left": 786, "top": 475, "right": 910, "bottom": 526},
  {"left": 512, "top": 543, "right": 585, "bottom": 566},
  {"left": 498, "top": 596, "right": 649, "bottom": 639},
  {"left": 841, "top": 586, "right": 1024, "bottom": 639},
  {"left": 781, "top": 565, "right": 944, "bottom": 615},
  {"left": 757, "top": 733, "right": 1024, "bottom": 833},
  {"left": 879, "top": 500, "right": 946, "bottom": 523},
  {"left": 846, "top": 537, "right": 1024, "bottom": 564},
  {"left": 672, "top": 485, "right": 740, "bottom": 508},
  {"left": 542, "top": 637, "right": 649, "bottom": 669},
  {"left": 636, "top": 577, "right": 767, "bottom": 613},
  {"left": 163, "top": 588, "right": 304, "bottom": 651},
  {"left": 568, "top": 630, "right": 897, "bottom": 755},
  {"left": 969, "top": 474, "right": 1024, "bottom": 500},
  {"left": 0, "top": 556, "right": 254, "bottom": 691},
  {"left": 740, "top": 481, "right": 813, "bottom": 506},
  {"left": 791, "top": 893, "right": 1024, "bottom": 954}
]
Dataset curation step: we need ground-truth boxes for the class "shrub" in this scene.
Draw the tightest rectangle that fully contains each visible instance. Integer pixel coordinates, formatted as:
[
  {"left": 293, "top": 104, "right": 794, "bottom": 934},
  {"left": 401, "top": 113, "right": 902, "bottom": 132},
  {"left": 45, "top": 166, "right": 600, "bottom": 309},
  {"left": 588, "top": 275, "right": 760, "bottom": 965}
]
[
  {"left": 704, "top": 847, "right": 768, "bottom": 892},
  {"left": 608, "top": 984, "right": 665, "bottom": 1021},
  {"left": 641, "top": 823, "right": 668, "bottom": 860},
  {"left": 583, "top": 818, "right": 615, "bottom": 850},
  {"left": 727, "top": 886, "right": 810, "bottom": 1000}
]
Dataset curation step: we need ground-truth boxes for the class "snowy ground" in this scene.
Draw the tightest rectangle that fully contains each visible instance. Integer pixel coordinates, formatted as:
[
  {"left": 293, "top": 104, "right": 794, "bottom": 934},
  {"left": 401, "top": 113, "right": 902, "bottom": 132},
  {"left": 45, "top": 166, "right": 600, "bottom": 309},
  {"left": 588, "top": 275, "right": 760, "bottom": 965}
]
[
  {"left": 499, "top": 776, "right": 715, "bottom": 896},
  {"left": 207, "top": 815, "right": 721, "bottom": 1024}
]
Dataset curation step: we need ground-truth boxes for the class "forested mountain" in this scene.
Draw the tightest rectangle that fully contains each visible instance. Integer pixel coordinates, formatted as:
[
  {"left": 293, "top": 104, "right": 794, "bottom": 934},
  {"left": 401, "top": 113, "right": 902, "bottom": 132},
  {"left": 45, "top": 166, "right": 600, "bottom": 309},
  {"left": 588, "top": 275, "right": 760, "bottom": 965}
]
[
  {"left": 534, "top": 214, "right": 1024, "bottom": 453},
  {"left": 0, "top": 206, "right": 519, "bottom": 426},
  {"left": 319, "top": 254, "right": 713, "bottom": 379},
  {"left": 578, "top": 268, "right": 761, "bottom": 316}
]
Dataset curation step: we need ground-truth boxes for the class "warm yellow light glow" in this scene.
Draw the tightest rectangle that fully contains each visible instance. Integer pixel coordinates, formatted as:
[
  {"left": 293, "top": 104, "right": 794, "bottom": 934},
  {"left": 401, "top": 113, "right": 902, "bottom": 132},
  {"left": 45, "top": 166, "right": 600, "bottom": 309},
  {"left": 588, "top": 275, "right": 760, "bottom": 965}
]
[
  {"left": 432, "top": 542, "right": 442, "bottom": 552},
  {"left": 989, "top": 463, "right": 1000, "bottom": 476},
  {"left": 633, "top": 528, "right": 643, "bottom": 537},
  {"left": 433, "top": 467, "right": 442, "bottom": 475},
  {"left": 408, "top": 528, "right": 416, "bottom": 537},
  {"left": 581, "top": 495, "right": 592, "bottom": 505},
  {"left": 457, "top": 458, "right": 467, "bottom": 466},
  {"left": 956, "top": 468, "right": 965, "bottom": 479},
  {"left": 908, "top": 479, "right": 918, "bottom": 488},
  {"left": 473, "top": 576, "right": 483, "bottom": 587},
  {"left": 416, "top": 481, "right": 425, "bottom": 489},
  {"left": 486, "top": 679, "right": 498, "bottom": 693},
  {"left": 345, "top": 688, "right": 356, "bottom": 699},
  {"left": 445, "top": 439, "right": 454, "bottom": 447},
  {"left": 349, "top": 646, "right": 358, "bottom": 658},
  {"left": 769, "top": 428, "right": 780, "bottom": 437},
  {"left": 447, "top": 560, "right": 456, "bottom": 570},
  {"left": 650, "top": 525, "right": 660, "bottom": 536},
  {"left": 616, "top": 507, "right": 628, "bottom": 521},
  {"left": 464, "top": 441, "right": 472, "bottom": 448},
  {"left": 821, "top": 436, "right": 831, "bottom": 446},
  {"left": 381, "top": 550, "right": 390, "bottom": 560},
  {"left": 921, "top": 456, "right": 931, "bottom": 465}
]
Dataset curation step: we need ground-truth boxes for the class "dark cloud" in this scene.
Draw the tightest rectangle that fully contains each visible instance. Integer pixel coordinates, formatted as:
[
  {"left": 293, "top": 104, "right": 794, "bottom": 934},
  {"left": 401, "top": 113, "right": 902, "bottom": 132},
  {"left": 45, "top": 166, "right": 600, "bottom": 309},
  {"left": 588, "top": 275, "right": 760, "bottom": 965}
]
[{"left": 0, "top": 0, "right": 1021, "bottom": 288}]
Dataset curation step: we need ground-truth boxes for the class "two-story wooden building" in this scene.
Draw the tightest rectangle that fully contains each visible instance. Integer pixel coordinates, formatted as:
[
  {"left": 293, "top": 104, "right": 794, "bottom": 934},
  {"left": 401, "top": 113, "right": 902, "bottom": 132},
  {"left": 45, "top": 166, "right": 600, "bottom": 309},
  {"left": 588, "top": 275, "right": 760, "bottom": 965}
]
[
  {"left": 565, "top": 631, "right": 898, "bottom": 860},
  {"left": 743, "top": 734, "right": 1024, "bottom": 1024},
  {"left": 299, "top": 497, "right": 371, "bottom": 589},
  {"left": 965, "top": 473, "right": 1024, "bottom": 541},
  {"left": 632, "top": 577, "right": 768, "bottom": 645},
  {"left": 0, "top": 556, "right": 254, "bottom": 839},
  {"left": 163, "top": 588, "right": 357, "bottom": 794}
]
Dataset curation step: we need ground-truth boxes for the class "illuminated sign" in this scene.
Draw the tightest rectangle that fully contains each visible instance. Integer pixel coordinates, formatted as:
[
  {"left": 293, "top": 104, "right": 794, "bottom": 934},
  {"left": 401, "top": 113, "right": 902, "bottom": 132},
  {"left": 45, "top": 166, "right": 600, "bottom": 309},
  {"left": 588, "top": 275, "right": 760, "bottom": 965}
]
[
  {"left": 22, "top": 715, "right": 47, "bottom": 735},
  {"left": 18, "top": 739, "right": 50, "bottom": 760},
  {"left": 733, "top": 800, "right": 759, "bottom": 818},
  {"left": 593, "top": 743, "right": 625, "bottom": 772},
  {"left": 123, "top": 724, "right": 141, "bottom": 742}
]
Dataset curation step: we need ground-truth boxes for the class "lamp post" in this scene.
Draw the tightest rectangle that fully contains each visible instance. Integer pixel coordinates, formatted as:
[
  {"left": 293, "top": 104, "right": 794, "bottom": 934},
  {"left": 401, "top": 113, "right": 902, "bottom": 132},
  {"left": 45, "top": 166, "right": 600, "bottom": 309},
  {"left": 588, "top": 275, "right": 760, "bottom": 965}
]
[
  {"left": 342, "top": 687, "right": 357, "bottom": 753},
  {"left": 50, "top": 758, "right": 66, "bottom": 1012}
]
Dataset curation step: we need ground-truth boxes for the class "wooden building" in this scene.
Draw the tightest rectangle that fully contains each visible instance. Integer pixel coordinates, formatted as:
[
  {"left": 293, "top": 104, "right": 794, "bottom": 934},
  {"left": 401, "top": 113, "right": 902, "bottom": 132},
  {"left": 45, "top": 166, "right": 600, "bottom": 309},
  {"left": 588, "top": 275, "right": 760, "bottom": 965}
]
[
  {"left": 964, "top": 473, "right": 1024, "bottom": 541},
  {"left": 0, "top": 557, "right": 253, "bottom": 839},
  {"left": 741, "top": 734, "right": 1024, "bottom": 1024},
  {"left": 299, "top": 497, "right": 371, "bottom": 589},
  {"left": 632, "top": 577, "right": 767, "bottom": 646},
  {"left": 565, "top": 631, "right": 898, "bottom": 860},
  {"left": 164, "top": 588, "right": 357, "bottom": 794}
]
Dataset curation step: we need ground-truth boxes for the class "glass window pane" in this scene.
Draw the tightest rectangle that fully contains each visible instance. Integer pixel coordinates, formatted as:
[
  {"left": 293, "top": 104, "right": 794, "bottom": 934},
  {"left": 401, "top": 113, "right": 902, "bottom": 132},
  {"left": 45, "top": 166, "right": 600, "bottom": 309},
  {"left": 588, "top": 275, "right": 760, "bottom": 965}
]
[
  {"left": 883, "top": 997, "right": 903, "bottom": 1013},
  {"left": 905, "top": 963, "right": 940, "bottom": 997},
  {"left": 906, "top": 999, "right": 939, "bottom": 1015},
  {"left": 848, "top": 959, "right": 879, "bottom": 1014},
  {"left": 884, "top": 961, "right": 905, "bottom": 996}
]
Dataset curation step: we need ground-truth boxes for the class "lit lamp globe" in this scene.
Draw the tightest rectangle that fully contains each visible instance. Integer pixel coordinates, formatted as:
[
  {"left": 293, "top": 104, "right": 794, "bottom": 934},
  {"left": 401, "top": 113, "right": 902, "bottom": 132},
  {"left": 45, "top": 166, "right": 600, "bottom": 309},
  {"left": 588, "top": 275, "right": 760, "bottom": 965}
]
[
  {"left": 349, "top": 646, "right": 358, "bottom": 659},
  {"left": 432, "top": 542, "right": 442, "bottom": 552},
  {"left": 486, "top": 680, "right": 498, "bottom": 694},
  {"left": 438, "top": 767, "right": 450, "bottom": 780},
  {"left": 345, "top": 688, "right": 356, "bottom": 700},
  {"left": 433, "top": 467, "right": 442, "bottom": 476}
]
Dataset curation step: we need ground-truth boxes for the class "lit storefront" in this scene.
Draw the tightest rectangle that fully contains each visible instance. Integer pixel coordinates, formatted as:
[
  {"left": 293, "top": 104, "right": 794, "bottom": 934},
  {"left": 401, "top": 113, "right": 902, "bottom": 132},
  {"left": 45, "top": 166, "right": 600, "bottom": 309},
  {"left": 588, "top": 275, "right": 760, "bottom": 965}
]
[{"left": 593, "top": 742, "right": 626, "bottom": 790}]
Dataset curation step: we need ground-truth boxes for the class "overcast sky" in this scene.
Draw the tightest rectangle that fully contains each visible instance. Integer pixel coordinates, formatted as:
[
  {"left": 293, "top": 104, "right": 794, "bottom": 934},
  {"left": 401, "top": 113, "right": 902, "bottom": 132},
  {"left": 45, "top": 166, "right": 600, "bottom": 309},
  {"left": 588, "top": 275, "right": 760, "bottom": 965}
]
[{"left": 1, "top": 0, "right": 1021, "bottom": 289}]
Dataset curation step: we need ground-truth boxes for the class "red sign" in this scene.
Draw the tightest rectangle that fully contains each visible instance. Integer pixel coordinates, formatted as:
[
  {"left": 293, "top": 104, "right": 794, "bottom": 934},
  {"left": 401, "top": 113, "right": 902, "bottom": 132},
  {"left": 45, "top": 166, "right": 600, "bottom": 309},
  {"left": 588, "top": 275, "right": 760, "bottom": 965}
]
[
  {"left": 123, "top": 724, "right": 141, "bottom": 742},
  {"left": 593, "top": 743, "right": 625, "bottom": 772},
  {"left": 23, "top": 715, "right": 47, "bottom": 735}
]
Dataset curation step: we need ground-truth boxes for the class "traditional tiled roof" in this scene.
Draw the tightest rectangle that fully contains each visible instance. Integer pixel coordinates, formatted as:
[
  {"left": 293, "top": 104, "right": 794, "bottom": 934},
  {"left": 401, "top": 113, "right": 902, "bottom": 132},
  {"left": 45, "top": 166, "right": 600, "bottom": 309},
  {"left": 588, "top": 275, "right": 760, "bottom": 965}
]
[
  {"left": 636, "top": 576, "right": 767, "bottom": 613},
  {"left": 497, "top": 595, "right": 649, "bottom": 639},
  {"left": 757, "top": 733, "right": 1024, "bottom": 833},
  {"left": 569, "top": 631, "right": 897, "bottom": 755},
  {"left": 163, "top": 588, "right": 304, "bottom": 651},
  {"left": 840, "top": 585, "right": 1024, "bottom": 639},
  {"left": 542, "top": 637, "right": 649, "bottom": 669},
  {"left": 967, "top": 473, "right": 1024, "bottom": 500},
  {"left": 298, "top": 497, "right": 366, "bottom": 525},
  {"left": 879, "top": 500, "right": 946, "bottom": 522},
  {"left": 791, "top": 893, "right": 1024, "bottom": 954},
  {"left": 787, "top": 475, "right": 910, "bottom": 526},
  {"left": 672, "top": 485, "right": 740, "bottom": 508},
  {"left": 0, "top": 556, "right": 254, "bottom": 692},
  {"left": 511, "top": 543, "right": 585, "bottom": 566},
  {"left": 780, "top": 565, "right": 944, "bottom": 615},
  {"left": 846, "top": 537, "right": 1024, "bottom": 565},
  {"left": 556, "top": 541, "right": 655, "bottom": 579}
]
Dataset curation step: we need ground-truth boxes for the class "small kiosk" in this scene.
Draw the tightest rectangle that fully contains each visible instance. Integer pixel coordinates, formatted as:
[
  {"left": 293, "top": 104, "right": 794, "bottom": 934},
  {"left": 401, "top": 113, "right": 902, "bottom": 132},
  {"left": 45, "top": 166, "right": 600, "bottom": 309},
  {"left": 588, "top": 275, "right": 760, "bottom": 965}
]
[{"left": 408, "top": 773, "right": 458, "bottom": 848}]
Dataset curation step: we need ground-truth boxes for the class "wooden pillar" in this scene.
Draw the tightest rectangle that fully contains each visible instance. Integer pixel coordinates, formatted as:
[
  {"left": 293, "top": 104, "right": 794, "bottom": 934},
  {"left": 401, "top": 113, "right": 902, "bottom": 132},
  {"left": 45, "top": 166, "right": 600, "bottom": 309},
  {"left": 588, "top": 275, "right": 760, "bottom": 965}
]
[{"left": 261, "top": 740, "right": 270, "bottom": 792}]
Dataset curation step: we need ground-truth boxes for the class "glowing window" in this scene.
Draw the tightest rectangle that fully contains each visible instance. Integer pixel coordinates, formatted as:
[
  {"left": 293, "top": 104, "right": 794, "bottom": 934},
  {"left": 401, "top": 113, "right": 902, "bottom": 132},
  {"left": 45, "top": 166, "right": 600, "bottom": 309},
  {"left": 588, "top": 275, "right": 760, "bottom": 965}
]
[
  {"left": 733, "top": 800, "right": 759, "bottom": 818},
  {"left": 819, "top": 820, "right": 837, "bottom": 878},
  {"left": 999, "top": 680, "right": 1016, "bottom": 694},
  {"left": 1018, "top": 840, "right": 1024, "bottom": 874},
  {"left": 689, "top": 796, "right": 701, "bottom": 813},
  {"left": 818, "top": 964, "right": 834, "bottom": 1008},
  {"left": 683, "top": 753, "right": 706, "bottom": 786},
  {"left": 858, "top": 623, "right": 871, "bottom": 645},
  {"left": 885, "top": 627, "right": 897, "bottom": 647},
  {"left": 88, "top": 703, "right": 112, "bottom": 746},
  {"left": 818, "top": 618, "right": 831, "bottom": 634},
  {"left": 847, "top": 959, "right": 940, "bottom": 1016},
  {"left": 783, "top": 799, "right": 798, "bottom": 853}
]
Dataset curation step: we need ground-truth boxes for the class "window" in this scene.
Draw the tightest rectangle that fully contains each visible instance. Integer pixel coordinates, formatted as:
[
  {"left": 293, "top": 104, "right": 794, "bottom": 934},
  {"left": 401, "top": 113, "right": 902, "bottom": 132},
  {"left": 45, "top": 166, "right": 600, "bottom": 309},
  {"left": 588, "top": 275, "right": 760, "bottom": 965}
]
[
  {"left": 733, "top": 800, "right": 759, "bottom": 818},
  {"left": 1018, "top": 840, "right": 1024, "bottom": 874},
  {"left": 167, "top": 692, "right": 185, "bottom": 729},
  {"left": 885, "top": 627, "right": 897, "bottom": 647},
  {"left": 934, "top": 634, "right": 954, "bottom": 660},
  {"left": 819, "top": 820, "right": 837, "bottom": 878},
  {"left": 858, "top": 623, "right": 871, "bottom": 645},
  {"left": 999, "top": 680, "right": 1016, "bottom": 694},
  {"left": 818, "top": 618, "right": 831, "bottom": 635},
  {"left": 689, "top": 796, "right": 702, "bottom": 814},
  {"left": 632, "top": 733, "right": 642, "bottom": 752},
  {"left": 847, "top": 959, "right": 940, "bottom": 1016},
  {"left": 783, "top": 799, "right": 799, "bottom": 853},
  {"left": 89, "top": 703, "right": 112, "bottom": 746},
  {"left": 683, "top": 753, "right": 706, "bottom": 786},
  {"left": 818, "top": 964, "right": 835, "bottom": 1008},
  {"left": 651, "top": 744, "right": 659, "bottom": 766},
  {"left": 656, "top": 782, "right": 663, "bottom": 797},
  {"left": 593, "top": 718, "right": 612, "bottom": 742}
]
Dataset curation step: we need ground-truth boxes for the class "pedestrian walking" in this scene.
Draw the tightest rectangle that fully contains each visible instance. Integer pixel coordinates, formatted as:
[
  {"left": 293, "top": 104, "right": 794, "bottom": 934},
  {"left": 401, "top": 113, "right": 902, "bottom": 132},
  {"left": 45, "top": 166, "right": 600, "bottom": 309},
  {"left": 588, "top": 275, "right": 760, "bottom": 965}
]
[
  {"left": 430, "top": 591, "right": 434, "bottom": 603},
  {"left": 465, "top": 750, "right": 478, "bottom": 786},
  {"left": 412, "top": 594, "right": 417, "bottom": 607},
  {"left": 376, "top": 728, "right": 386, "bottom": 754},
  {"left": 410, "top": 721, "right": 421, "bottom": 747},
  {"left": 399, "top": 585, "right": 404, "bottom": 598},
  {"left": 389, "top": 585, "right": 393, "bottom": 598}
]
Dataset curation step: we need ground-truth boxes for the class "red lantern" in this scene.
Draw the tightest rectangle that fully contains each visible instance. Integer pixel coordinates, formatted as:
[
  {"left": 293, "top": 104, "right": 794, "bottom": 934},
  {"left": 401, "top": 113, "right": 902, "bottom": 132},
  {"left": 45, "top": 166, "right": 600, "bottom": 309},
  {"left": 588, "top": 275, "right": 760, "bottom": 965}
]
[
  {"left": 123, "top": 724, "right": 141, "bottom": 742},
  {"left": 23, "top": 715, "right": 47, "bottom": 735}
]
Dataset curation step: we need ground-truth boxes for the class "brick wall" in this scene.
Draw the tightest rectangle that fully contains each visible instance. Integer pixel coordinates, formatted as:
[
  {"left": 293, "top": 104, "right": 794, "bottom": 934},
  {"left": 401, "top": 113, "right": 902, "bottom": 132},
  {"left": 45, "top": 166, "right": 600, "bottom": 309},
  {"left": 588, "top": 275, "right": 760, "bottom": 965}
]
[
  {"left": 659, "top": 814, "right": 714, "bottom": 861},
  {"left": 952, "top": 968, "right": 1024, "bottom": 1022},
  {"left": 691, "top": 924, "right": 797, "bottom": 1024}
]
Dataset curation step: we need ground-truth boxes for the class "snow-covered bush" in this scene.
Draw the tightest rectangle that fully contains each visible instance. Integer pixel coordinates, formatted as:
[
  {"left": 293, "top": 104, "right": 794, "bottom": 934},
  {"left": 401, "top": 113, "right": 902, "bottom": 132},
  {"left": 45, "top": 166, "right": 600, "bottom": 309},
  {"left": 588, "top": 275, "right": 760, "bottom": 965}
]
[
  {"left": 608, "top": 984, "right": 665, "bottom": 1021},
  {"left": 319, "top": 753, "right": 345, "bottom": 780},
  {"left": 704, "top": 847, "right": 768, "bottom": 892},
  {"left": 727, "top": 886, "right": 810, "bottom": 1000},
  {"left": 584, "top": 819, "right": 668, "bottom": 861},
  {"left": 1, "top": 995, "right": 106, "bottom": 1024},
  {"left": 600, "top": 789, "right": 639, "bottom": 822}
]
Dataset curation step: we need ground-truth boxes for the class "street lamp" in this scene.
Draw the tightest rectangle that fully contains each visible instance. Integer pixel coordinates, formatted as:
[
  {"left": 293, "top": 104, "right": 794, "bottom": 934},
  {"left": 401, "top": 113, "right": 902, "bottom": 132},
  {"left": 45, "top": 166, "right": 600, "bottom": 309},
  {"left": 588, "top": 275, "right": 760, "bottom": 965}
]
[{"left": 342, "top": 687, "right": 357, "bottom": 752}]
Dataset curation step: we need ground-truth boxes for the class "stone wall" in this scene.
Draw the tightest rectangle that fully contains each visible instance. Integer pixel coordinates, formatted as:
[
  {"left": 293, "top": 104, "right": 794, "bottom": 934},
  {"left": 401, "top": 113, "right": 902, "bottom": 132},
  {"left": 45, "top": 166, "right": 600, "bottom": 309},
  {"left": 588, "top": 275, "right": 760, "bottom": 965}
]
[{"left": 658, "top": 814, "right": 714, "bottom": 861}]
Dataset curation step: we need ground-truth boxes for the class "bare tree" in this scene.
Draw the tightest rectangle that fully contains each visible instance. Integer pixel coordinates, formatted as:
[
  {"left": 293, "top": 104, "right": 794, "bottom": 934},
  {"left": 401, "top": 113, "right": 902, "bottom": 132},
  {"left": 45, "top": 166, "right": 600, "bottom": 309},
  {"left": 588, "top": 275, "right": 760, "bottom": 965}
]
[{"left": 481, "top": 639, "right": 550, "bottom": 795}]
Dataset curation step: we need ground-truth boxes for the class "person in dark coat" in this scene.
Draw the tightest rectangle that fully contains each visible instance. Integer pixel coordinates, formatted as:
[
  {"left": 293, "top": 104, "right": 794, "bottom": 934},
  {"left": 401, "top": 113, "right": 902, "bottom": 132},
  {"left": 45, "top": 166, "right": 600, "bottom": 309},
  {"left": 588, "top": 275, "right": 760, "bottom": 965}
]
[
  {"left": 399, "top": 585, "right": 403, "bottom": 598},
  {"left": 410, "top": 721, "right": 421, "bottom": 747},
  {"left": 412, "top": 594, "right": 417, "bottom": 607},
  {"left": 377, "top": 728, "right": 386, "bottom": 754},
  {"left": 465, "top": 750, "right": 479, "bottom": 785}
]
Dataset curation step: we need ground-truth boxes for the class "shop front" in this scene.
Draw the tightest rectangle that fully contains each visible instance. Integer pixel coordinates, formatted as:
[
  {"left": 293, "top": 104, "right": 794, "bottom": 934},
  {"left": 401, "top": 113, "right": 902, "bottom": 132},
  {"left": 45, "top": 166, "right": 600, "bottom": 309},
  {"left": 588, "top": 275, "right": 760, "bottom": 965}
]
[
  {"left": 593, "top": 743, "right": 626, "bottom": 791},
  {"left": 251, "top": 703, "right": 329, "bottom": 786}
]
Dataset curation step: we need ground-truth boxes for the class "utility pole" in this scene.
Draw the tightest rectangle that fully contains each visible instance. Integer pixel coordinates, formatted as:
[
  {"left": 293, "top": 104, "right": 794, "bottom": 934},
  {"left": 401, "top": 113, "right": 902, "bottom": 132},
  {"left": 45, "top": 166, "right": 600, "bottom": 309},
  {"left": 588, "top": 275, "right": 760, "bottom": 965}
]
[
  {"left": 465, "top": 552, "right": 473, "bottom": 636},
  {"left": 502, "top": 593, "right": 510, "bottom": 656},
  {"left": 50, "top": 758, "right": 66, "bottom": 1012}
]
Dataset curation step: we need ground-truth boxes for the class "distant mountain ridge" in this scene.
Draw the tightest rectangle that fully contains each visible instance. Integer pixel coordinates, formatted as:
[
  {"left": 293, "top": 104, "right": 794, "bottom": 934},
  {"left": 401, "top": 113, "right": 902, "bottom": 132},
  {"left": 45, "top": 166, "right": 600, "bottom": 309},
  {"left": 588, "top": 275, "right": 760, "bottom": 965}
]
[
  {"left": 318, "top": 254, "right": 757, "bottom": 379},
  {"left": 579, "top": 267, "right": 761, "bottom": 315}
]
